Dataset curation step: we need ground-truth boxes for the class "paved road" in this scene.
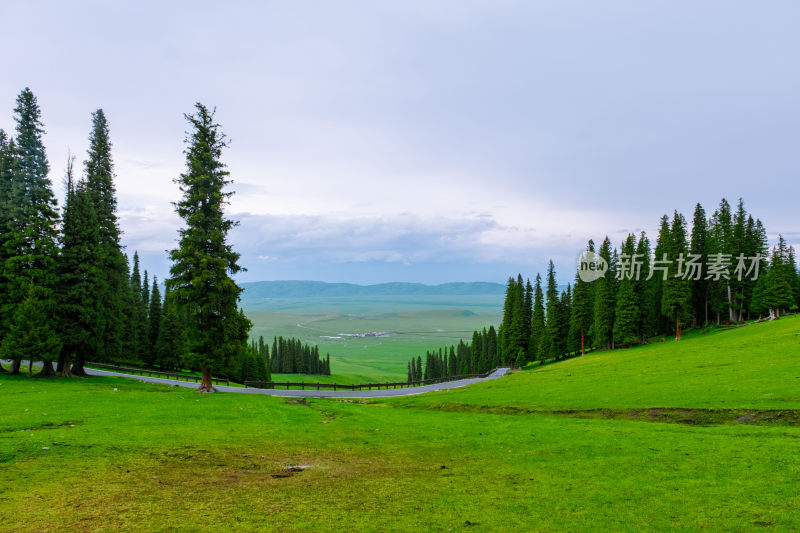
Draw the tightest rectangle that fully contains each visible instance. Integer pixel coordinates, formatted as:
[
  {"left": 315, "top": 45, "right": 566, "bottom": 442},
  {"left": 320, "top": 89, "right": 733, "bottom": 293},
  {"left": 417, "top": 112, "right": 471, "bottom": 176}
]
[{"left": 4, "top": 361, "right": 509, "bottom": 398}]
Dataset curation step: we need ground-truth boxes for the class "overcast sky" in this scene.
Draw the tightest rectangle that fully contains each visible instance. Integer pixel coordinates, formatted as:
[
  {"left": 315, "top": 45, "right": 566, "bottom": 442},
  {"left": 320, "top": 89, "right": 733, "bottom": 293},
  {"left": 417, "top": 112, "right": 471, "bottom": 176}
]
[{"left": 1, "top": 1, "right": 798, "bottom": 285}]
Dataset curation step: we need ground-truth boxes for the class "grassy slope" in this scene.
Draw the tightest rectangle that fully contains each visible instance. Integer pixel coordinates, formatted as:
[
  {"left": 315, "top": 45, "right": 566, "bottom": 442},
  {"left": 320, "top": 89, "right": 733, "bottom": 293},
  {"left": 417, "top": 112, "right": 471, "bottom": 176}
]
[
  {"left": 1, "top": 317, "right": 799, "bottom": 531},
  {"left": 394, "top": 315, "right": 800, "bottom": 411}
]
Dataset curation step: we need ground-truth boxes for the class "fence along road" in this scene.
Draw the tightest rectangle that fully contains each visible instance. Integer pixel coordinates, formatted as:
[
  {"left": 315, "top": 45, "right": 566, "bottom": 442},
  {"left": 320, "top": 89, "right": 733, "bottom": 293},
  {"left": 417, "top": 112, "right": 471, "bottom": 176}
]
[{"left": 83, "top": 366, "right": 511, "bottom": 398}]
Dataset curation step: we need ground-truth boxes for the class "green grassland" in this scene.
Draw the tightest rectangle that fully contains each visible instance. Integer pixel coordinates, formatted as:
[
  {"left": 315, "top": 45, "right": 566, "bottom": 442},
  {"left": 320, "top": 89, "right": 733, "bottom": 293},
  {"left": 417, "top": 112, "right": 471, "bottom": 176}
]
[
  {"left": 1, "top": 316, "right": 799, "bottom": 531},
  {"left": 247, "top": 303, "right": 501, "bottom": 383}
]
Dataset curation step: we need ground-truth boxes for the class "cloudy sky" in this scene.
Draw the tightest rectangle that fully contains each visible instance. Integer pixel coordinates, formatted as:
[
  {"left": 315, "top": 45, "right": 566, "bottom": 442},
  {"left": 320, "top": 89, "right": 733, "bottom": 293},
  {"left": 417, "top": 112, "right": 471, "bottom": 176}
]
[{"left": 1, "top": 1, "right": 798, "bottom": 285}]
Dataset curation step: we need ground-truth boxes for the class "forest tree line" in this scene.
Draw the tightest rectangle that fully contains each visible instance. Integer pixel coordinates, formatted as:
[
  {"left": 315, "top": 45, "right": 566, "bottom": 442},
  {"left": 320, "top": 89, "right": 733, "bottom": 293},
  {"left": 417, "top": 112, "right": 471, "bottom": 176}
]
[
  {"left": 0, "top": 87, "right": 330, "bottom": 381},
  {"left": 410, "top": 199, "right": 799, "bottom": 375},
  {"left": 406, "top": 327, "right": 498, "bottom": 382}
]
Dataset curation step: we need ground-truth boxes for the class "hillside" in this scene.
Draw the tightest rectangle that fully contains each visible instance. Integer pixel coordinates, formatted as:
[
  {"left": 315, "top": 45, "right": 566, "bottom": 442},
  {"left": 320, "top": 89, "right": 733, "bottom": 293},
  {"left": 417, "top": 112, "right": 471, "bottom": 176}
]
[
  {"left": 394, "top": 314, "right": 800, "bottom": 411},
  {"left": 239, "top": 280, "right": 507, "bottom": 299}
]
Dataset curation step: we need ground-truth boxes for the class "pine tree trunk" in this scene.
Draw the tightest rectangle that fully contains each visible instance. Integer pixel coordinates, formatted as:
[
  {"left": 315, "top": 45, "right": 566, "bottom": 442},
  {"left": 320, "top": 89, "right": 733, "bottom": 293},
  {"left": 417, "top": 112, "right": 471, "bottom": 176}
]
[
  {"left": 9, "top": 359, "right": 21, "bottom": 375},
  {"left": 28, "top": 359, "right": 34, "bottom": 377},
  {"left": 61, "top": 356, "right": 74, "bottom": 378},
  {"left": 580, "top": 330, "right": 585, "bottom": 356},
  {"left": 727, "top": 285, "right": 734, "bottom": 323},
  {"left": 70, "top": 354, "right": 87, "bottom": 376},
  {"left": 197, "top": 367, "right": 216, "bottom": 393},
  {"left": 35, "top": 360, "right": 57, "bottom": 378},
  {"left": 676, "top": 315, "right": 681, "bottom": 341}
]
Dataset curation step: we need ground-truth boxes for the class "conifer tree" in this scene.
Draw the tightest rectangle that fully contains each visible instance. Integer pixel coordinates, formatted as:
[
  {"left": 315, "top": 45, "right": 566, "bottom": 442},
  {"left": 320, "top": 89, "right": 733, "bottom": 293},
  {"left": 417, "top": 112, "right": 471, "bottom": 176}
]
[
  {"left": 0, "top": 287, "right": 61, "bottom": 377},
  {"left": 523, "top": 278, "right": 533, "bottom": 358},
  {"left": 0, "top": 131, "right": 16, "bottom": 356},
  {"left": 787, "top": 246, "right": 800, "bottom": 311},
  {"left": 568, "top": 241, "right": 594, "bottom": 355},
  {"left": 613, "top": 234, "right": 640, "bottom": 346},
  {"left": 2, "top": 88, "right": 60, "bottom": 374},
  {"left": 707, "top": 199, "right": 734, "bottom": 323},
  {"left": 529, "top": 273, "right": 545, "bottom": 361},
  {"left": 661, "top": 212, "right": 692, "bottom": 339},
  {"left": 166, "top": 104, "right": 250, "bottom": 393},
  {"left": 156, "top": 291, "right": 184, "bottom": 370},
  {"left": 689, "top": 203, "right": 709, "bottom": 325},
  {"left": 498, "top": 276, "right": 515, "bottom": 363},
  {"left": 83, "top": 109, "right": 128, "bottom": 368},
  {"left": 557, "top": 285, "right": 571, "bottom": 357},
  {"left": 635, "top": 232, "right": 653, "bottom": 341},
  {"left": 762, "top": 236, "right": 795, "bottom": 318},
  {"left": 543, "top": 260, "right": 560, "bottom": 358},
  {"left": 142, "top": 271, "right": 150, "bottom": 316},
  {"left": 730, "top": 199, "right": 748, "bottom": 321},
  {"left": 487, "top": 325, "right": 498, "bottom": 368},
  {"left": 479, "top": 327, "right": 490, "bottom": 372},
  {"left": 57, "top": 158, "right": 104, "bottom": 376},
  {"left": 649, "top": 216, "right": 672, "bottom": 335},
  {"left": 470, "top": 331, "right": 481, "bottom": 373},
  {"left": 593, "top": 237, "right": 615, "bottom": 349},
  {"left": 128, "top": 251, "right": 148, "bottom": 362},
  {"left": 148, "top": 277, "right": 162, "bottom": 356}
]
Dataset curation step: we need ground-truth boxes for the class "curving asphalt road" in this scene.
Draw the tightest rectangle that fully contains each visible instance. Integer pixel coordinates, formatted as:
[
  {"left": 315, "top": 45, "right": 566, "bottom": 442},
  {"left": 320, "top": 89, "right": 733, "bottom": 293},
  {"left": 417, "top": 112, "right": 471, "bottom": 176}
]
[{"left": 3, "top": 361, "right": 509, "bottom": 398}]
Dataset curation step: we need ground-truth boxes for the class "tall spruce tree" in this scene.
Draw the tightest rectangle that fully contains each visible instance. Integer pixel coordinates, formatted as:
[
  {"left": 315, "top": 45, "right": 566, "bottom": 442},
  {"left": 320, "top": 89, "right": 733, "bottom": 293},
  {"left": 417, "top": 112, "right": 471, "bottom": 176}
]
[
  {"left": 487, "top": 325, "right": 498, "bottom": 368},
  {"left": 708, "top": 199, "right": 734, "bottom": 323},
  {"left": 148, "top": 277, "right": 162, "bottom": 357},
  {"left": 689, "top": 203, "right": 709, "bottom": 326},
  {"left": 544, "top": 260, "right": 564, "bottom": 359},
  {"left": 635, "top": 232, "right": 653, "bottom": 341},
  {"left": 763, "top": 236, "right": 795, "bottom": 318},
  {"left": 730, "top": 199, "right": 748, "bottom": 321},
  {"left": 128, "top": 251, "right": 148, "bottom": 363},
  {"left": 2, "top": 88, "right": 60, "bottom": 375},
  {"left": 57, "top": 158, "right": 104, "bottom": 376},
  {"left": 529, "top": 273, "right": 546, "bottom": 362},
  {"left": 661, "top": 211, "right": 692, "bottom": 339},
  {"left": 593, "top": 237, "right": 615, "bottom": 349},
  {"left": 0, "top": 131, "right": 15, "bottom": 359},
  {"left": 649, "top": 216, "right": 672, "bottom": 335},
  {"left": 83, "top": 109, "right": 128, "bottom": 370},
  {"left": 568, "top": 241, "right": 594, "bottom": 355},
  {"left": 557, "top": 285, "right": 571, "bottom": 357},
  {"left": 166, "top": 104, "right": 250, "bottom": 393},
  {"left": 613, "top": 234, "right": 640, "bottom": 346}
]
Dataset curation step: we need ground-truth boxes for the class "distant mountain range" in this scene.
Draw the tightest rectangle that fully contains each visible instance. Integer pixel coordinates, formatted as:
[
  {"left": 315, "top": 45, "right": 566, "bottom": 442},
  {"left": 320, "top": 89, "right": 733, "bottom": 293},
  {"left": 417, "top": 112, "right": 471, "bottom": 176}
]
[{"left": 239, "top": 280, "right": 507, "bottom": 299}]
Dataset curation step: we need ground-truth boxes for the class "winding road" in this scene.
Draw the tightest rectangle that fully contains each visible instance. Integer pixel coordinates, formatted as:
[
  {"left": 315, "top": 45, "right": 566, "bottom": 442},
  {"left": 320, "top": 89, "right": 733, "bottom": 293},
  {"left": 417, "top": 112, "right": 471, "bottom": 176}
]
[{"left": 4, "top": 361, "right": 509, "bottom": 398}]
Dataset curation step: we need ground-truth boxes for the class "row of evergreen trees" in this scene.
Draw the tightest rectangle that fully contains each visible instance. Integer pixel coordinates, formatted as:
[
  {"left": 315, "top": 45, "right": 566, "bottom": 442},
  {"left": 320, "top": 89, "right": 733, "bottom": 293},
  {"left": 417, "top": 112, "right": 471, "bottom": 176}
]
[
  {"left": 0, "top": 88, "right": 138, "bottom": 376},
  {"left": 0, "top": 88, "right": 215, "bottom": 376},
  {"left": 266, "top": 336, "right": 331, "bottom": 375},
  {"left": 408, "top": 199, "right": 799, "bottom": 376},
  {"left": 0, "top": 87, "right": 333, "bottom": 382},
  {"left": 406, "top": 326, "right": 498, "bottom": 382},
  {"left": 496, "top": 198, "right": 799, "bottom": 368},
  {"left": 239, "top": 336, "right": 332, "bottom": 383}
]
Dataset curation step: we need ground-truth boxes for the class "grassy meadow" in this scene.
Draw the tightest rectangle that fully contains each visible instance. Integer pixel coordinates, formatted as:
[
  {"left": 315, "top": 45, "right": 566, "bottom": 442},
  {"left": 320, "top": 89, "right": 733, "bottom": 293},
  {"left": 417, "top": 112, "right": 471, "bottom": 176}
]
[{"left": 1, "top": 315, "right": 799, "bottom": 531}]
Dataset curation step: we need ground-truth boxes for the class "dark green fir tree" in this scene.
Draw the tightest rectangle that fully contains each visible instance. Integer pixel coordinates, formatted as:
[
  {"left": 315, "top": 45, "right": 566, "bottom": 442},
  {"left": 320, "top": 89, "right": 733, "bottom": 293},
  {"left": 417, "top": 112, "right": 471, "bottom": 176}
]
[{"left": 166, "top": 104, "right": 251, "bottom": 393}]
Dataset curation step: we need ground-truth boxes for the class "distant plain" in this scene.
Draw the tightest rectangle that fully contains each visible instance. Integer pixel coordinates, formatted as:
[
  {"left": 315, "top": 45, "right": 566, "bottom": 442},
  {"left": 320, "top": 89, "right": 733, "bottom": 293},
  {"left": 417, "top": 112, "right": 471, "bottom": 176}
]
[{"left": 241, "top": 282, "right": 504, "bottom": 383}]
